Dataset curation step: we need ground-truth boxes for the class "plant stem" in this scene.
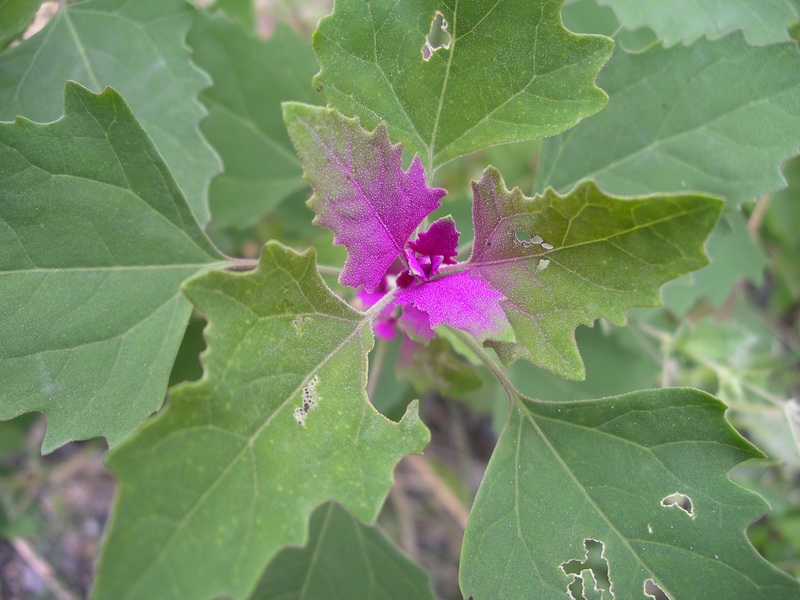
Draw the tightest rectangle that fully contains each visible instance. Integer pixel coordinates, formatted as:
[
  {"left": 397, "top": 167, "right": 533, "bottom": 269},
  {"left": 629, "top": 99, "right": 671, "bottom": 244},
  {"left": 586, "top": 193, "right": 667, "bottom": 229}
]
[
  {"left": 366, "top": 338, "right": 389, "bottom": 399},
  {"left": 449, "top": 329, "right": 521, "bottom": 405}
]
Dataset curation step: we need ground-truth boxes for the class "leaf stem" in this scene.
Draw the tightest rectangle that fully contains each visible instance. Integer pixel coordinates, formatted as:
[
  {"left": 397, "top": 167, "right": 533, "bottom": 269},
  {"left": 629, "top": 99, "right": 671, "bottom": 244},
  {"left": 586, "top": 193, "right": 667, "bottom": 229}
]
[
  {"left": 366, "top": 338, "right": 390, "bottom": 400},
  {"left": 449, "top": 328, "right": 521, "bottom": 406}
]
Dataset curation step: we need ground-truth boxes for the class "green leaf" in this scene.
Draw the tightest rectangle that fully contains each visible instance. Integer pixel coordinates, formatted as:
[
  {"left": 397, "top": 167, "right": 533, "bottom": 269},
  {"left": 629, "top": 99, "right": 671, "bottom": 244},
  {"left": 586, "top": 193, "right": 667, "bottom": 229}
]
[
  {"left": 0, "top": 83, "right": 221, "bottom": 452},
  {"left": 460, "top": 388, "right": 800, "bottom": 599},
  {"left": 0, "top": 0, "right": 41, "bottom": 50},
  {"left": 93, "top": 242, "right": 429, "bottom": 600},
  {"left": 595, "top": 0, "right": 797, "bottom": 45},
  {"left": 312, "top": 0, "right": 613, "bottom": 171},
  {"left": 469, "top": 168, "right": 722, "bottom": 379},
  {"left": 250, "top": 502, "right": 436, "bottom": 600},
  {"left": 0, "top": 0, "right": 221, "bottom": 225},
  {"left": 537, "top": 35, "right": 800, "bottom": 207},
  {"left": 188, "top": 12, "right": 323, "bottom": 229}
]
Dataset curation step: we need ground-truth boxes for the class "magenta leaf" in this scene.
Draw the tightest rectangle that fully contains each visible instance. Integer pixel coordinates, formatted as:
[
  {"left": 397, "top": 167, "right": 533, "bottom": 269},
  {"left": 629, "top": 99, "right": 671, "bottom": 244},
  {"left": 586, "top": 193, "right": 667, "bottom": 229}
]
[
  {"left": 408, "top": 217, "right": 459, "bottom": 265},
  {"left": 283, "top": 103, "right": 446, "bottom": 292},
  {"left": 398, "top": 304, "right": 435, "bottom": 342},
  {"left": 395, "top": 272, "right": 511, "bottom": 342}
]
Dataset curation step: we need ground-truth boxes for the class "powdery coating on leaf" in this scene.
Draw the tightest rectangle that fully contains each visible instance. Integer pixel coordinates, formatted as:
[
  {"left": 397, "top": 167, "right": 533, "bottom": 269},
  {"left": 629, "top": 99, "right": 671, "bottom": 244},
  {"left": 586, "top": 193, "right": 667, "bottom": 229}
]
[
  {"left": 395, "top": 272, "right": 511, "bottom": 342},
  {"left": 283, "top": 104, "right": 446, "bottom": 292},
  {"left": 398, "top": 304, "right": 435, "bottom": 342},
  {"left": 408, "top": 217, "right": 459, "bottom": 265}
]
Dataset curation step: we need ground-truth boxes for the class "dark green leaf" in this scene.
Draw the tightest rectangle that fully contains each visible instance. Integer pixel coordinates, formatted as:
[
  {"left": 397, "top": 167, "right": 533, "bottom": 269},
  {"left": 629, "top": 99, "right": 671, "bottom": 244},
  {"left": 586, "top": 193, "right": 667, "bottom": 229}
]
[
  {"left": 461, "top": 388, "right": 800, "bottom": 599},
  {"left": 0, "top": 83, "right": 222, "bottom": 451},
  {"left": 250, "top": 502, "right": 436, "bottom": 600},
  {"left": 0, "top": 0, "right": 41, "bottom": 50},
  {"left": 0, "top": 0, "right": 221, "bottom": 225},
  {"left": 313, "top": 0, "right": 613, "bottom": 171}
]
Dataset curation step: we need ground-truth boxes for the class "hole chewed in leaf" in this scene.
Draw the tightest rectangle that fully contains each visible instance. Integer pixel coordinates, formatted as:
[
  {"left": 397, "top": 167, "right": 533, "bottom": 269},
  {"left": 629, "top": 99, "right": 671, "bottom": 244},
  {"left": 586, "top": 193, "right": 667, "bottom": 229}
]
[
  {"left": 421, "top": 11, "right": 451, "bottom": 60},
  {"left": 644, "top": 579, "right": 670, "bottom": 600},
  {"left": 561, "top": 539, "right": 613, "bottom": 600},
  {"left": 661, "top": 492, "right": 694, "bottom": 518}
]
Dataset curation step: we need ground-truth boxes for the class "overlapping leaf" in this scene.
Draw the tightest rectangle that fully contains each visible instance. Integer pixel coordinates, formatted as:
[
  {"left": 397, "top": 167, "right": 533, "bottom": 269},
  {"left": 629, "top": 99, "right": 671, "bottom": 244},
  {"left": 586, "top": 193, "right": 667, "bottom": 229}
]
[
  {"left": 313, "top": 0, "right": 613, "bottom": 170},
  {"left": 0, "top": 83, "right": 221, "bottom": 452},
  {"left": 536, "top": 34, "right": 800, "bottom": 312},
  {"left": 283, "top": 103, "right": 445, "bottom": 292},
  {"left": 250, "top": 502, "right": 436, "bottom": 600},
  {"left": 93, "top": 242, "right": 429, "bottom": 600},
  {"left": 188, "top": 12, "right": 323, "bottom": 228},
  {"left": 0, "top": 0, "right": 221, "bottom": 225},
  {"left": 596, "top": 0, "right": 797, "bottom": 45},
  {"left": 460, "top": 388, "right": 800, "bottom": 599},
  {"left": 468, "top": 168, "right": 721, "bottom": 379},
  {"left": 536, "top": 35, "right": 800, "bottom": 205}
]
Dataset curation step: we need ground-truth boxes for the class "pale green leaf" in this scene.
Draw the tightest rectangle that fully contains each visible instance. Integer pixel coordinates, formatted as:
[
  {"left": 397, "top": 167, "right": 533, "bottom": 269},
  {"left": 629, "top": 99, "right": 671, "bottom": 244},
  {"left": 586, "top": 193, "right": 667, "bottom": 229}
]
[
  {"left": 0, "top": 83, "right": 221, "bottom": 452},
  {"left": 661, "top": 209, "right": 768, "bottom": 315},
  {"left": 188, "top": 12, "right": 323, "bottom": 229},
  {"left": 313, "top": 0, "right": 613, "bottom": 171},
  {"left": 0, "top": 0, "right": 41, "bottom": 50},
  {"left": 0, "top": 0, "right": 221, "bottom": 225},
  {"left": 469, "top": 168, "right": 721, "bottom": 379},
  {"left": 537, "top": 35, "right": 800, "bottom": 207},
  {"left": 460, "top": 388, "right": 800, "bottom": 599},
  {"left": 250, "top": 502, "right": 436, "bottom": 600},
  {"left": 596, "top": 0, "right": 797, "bottom": 45},
  {"left": 93, "top": 242, "right": 429, "bottom": 600}
]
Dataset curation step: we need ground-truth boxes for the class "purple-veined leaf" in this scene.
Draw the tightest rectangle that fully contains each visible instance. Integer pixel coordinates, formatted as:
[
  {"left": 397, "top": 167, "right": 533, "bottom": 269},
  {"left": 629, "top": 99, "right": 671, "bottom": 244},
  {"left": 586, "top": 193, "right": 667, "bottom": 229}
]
[
  {"left": 468, "top": 167, "right": 722, "bottom": 380},
  {"left": 283, "top": 103, "right": 445, "bottom": 292}
]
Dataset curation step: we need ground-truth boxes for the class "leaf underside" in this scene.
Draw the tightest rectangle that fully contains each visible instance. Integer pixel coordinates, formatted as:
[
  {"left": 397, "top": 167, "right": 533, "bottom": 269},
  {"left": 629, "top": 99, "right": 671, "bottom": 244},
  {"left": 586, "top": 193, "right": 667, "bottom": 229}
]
[
  {"left": 460, "top": 388, "right": 800, "bottom": 600},
  {"left": 468, "top": 168, "right": 722, "bottom": 379},
  {"left": 93, "top": 242, "right": 429, "bottom": 600},
  {"left": 313, "top": 0, "right": 613, "bottom": 170},
  {"left": 0, "top": 83, "right": 220, "bottom": 452},
  {"left": 0, "top": 0, "right": 221, "bottom": 225}
]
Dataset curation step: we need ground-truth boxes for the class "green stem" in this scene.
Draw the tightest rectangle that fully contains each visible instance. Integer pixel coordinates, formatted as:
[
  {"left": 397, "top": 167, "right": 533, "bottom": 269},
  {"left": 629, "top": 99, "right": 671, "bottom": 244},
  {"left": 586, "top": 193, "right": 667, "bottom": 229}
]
[{"left": 449, "top": 328, "right": 521, "bottom": 406}]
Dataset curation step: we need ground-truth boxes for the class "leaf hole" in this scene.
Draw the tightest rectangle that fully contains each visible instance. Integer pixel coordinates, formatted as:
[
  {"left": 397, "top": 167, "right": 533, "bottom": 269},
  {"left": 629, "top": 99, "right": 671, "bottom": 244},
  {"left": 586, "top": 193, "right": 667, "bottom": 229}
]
[
  {"left": 421, "top": 11, "right": 451, "bottom": 60},
  {"left": 644, "top": 579, "right": 670, "bottom": 600},
  {"left": 561, "top": 539, "right": 613, "bottom": 600},
  {"left": 661, "top": 492, "right": 694, "bottom": 518}
]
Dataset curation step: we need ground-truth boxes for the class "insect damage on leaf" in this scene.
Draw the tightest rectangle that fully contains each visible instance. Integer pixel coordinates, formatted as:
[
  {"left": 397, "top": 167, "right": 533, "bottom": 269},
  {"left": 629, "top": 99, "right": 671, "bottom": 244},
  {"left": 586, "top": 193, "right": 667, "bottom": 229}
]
[
  {"left": 421, "top": 11, "right": 451, "bottom": 60},
  {"left": 294, "top": 374, "right": 321, "bottom": 426},
  {"left": 645, "top": 579, "right": 670, "bottom": 600},
  {"left": 561, "top": 539, "right": 613, "bottom": 600},
  {"left": 661, "top": 492, "right": 694, "bottom": 519}
]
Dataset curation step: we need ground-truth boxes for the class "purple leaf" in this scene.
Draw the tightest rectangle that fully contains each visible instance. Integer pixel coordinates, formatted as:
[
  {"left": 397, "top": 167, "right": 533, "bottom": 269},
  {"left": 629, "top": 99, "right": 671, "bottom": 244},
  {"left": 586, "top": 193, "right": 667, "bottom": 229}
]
[
  {"left": 398, "top": 304, "right": 435, "bottom": 342},
  {"left": 408, "top": 217, "right": 460, "bottom": 265},
  {"left": 283, "top": 103, "right": 446, "bottom": 292},
  {"left": 395, "top": 272, "right": 511, "bottom": 342}
]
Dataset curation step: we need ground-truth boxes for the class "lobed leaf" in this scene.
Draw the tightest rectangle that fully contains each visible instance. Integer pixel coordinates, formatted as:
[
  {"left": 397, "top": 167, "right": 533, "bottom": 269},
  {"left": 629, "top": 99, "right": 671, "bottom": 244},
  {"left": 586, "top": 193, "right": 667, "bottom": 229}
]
[
  {"left": 460, "top": 388, "right": 800, "bottom": 599},
  {"left": 188, "top": 12, "right": 324, "bottom": 229},
  {"left": 0, "top": 0, "right": 221, "bottom": 225},
  {"left": 596, "top": 0, "right": 797, "bottom": 45},
  {"left": 537, "top": 34, "right": 800, "bottom": 206},
  {"left": 0, "top": 83, "right": 221, "bottom": 452},
  {"left": 468, "top": 168, "right": 721, "bottom": 379},
  {"left": 250, "top": 502, "right": 436, "bottom": 600},
  {"left": 312, "top": 0, "right": 613, "bottom": 170},
  {"left": 93, "top": 242, "right": 429, "bottom": 600},
  {"left": 283, "top": 103, "right": 445, "bottom": 293}
]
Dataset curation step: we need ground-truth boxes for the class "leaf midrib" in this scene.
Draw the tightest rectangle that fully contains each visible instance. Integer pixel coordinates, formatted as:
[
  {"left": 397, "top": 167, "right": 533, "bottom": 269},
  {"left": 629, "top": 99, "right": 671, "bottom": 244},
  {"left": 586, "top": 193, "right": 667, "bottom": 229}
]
[{"left": 119, "top": 297, "right": 372, "bottom": 600}]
